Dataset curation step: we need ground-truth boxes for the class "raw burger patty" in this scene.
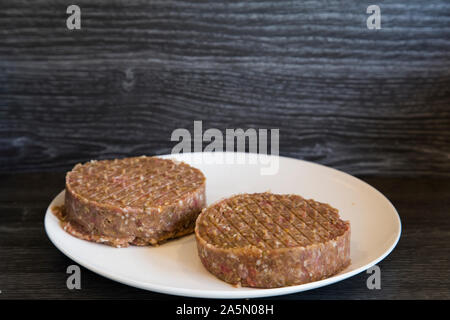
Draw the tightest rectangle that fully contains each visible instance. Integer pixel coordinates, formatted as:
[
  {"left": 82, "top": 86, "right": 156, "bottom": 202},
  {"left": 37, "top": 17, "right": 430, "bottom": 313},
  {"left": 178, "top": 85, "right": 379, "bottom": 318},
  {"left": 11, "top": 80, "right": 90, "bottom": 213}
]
[
  {"left": 61, "top": 156, "right": 206, "bottom": 247},
  {"left": 195, "top": 193, "right": 350, "bottom": 288}
]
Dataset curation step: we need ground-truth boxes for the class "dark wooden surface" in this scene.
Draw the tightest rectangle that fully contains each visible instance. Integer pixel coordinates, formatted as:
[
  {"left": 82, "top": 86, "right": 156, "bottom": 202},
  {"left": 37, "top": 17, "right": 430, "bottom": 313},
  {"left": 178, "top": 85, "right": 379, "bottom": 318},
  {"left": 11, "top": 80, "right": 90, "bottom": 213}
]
[
  {"left": 1, "top": 0, "right": 449, "bottom": 175},
  {"left": 1, "top": 1, "right": 449, "bottom": 300},
  {"left": 0, "top": 172, "right": 449, "bottom": 300}
]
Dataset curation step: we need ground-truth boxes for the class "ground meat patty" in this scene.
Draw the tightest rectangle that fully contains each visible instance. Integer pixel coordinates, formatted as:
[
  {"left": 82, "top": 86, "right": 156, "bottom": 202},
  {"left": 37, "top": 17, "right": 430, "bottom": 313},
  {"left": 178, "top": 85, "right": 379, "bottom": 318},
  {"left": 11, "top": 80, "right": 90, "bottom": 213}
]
[
  {"left": 195, "top": 193, "right": 350, "bottom": 288},
  {"left": 60, "top": 156, "right": 206, "bottom": 247}
]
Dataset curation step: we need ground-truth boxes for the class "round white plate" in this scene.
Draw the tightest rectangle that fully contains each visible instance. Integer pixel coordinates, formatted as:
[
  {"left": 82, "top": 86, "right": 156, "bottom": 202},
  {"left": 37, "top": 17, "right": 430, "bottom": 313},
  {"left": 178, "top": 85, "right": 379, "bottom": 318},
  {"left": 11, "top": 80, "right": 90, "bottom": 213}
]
[{"left": 45, "top": 152, "right": 401, "bottom": 299}]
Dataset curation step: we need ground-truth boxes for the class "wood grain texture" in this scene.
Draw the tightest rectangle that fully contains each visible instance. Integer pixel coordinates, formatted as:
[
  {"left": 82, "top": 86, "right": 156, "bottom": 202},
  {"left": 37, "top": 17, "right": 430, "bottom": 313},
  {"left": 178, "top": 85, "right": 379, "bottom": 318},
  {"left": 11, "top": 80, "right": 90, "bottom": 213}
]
[
  {"left": 0, "top": 172, "right": 449, "bottom": 299},
  {"left": 0, "top": 0, "right": 449, "bottom": 175}
]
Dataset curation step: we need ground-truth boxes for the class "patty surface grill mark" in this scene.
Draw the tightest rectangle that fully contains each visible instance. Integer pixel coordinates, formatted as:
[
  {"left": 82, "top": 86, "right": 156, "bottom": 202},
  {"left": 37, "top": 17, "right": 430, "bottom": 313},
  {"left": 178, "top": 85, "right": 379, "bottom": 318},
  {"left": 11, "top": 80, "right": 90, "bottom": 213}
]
[
  {"left": 82, "top": 159, "right": 151, "bottom": 199},
  {"left": 198, "top": 193, "right": 351, "bottom": 249},
  {"left": 298, "top": 197, "right": 345, "bottom": 239},
  {"left": 148, "top": 174, "right": 202, "bottom": 206},
  {"left": 255, "top": 195, "right": 310, "bottom": 247},
  {"left": 307, "top": 200, "right": 346, "bottom": 235},
  {"left": 73, "top": 158, "right": 165, "bottom": 202},
  {"left": 221, "top": 201, "right": 270, "bottom": 249},
  {"left": 103, "top": 168, "right": 165, "bottom": 201},
  {"left": 76, "top": 164, "right": 146, "bottom": 201},
  {"left": 207, "top": 207, "right": 253, "bottom": 249},
  {"left": 272, "top": 195, "right": 324, "bottom": 243},
  {"left": 231, "top": 200, "right": 282, "bottom": 249},
  {"left": 274, "top": 194, "right": 329, "bottom": 242},
  {"left": 224, "top": 197, "right": 282, "bottom": 249},
  {"left": 200, "top": 216, "right": 238, "bottom": 249},
  {"left": 259, "top": 193, "right": 313, "bottom": 246},
  {"left": 73, "top": 159, "right": 196, "bottom": 208},
  {"left": 262, "top": 195, "right": 316, "bottom": 245},
  {"left": 123, "top": 171, "right": 193, "bottom": 206},
  {"left": 245, "top": 197, "right": 299, "bottom": 248},
  {"left": 297, "top": 199, "right": 335, "bottom": 240},
  {"left": 102, "top": 163, "right": 178, "bottom": 204},
  {"left": 302, "top": 199, "right": 342, "bottom": 238}
]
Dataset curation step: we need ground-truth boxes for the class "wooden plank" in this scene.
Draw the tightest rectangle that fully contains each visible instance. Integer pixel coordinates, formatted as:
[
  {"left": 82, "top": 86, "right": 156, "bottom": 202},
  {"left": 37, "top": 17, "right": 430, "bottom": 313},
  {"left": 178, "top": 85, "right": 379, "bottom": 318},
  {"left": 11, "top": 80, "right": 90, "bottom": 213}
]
[
  {"left": 0, "top": 0, "right": 449, "bottom": 174},
  {"left": 0, "top": 173, "right": 449, "bottom": 299}
]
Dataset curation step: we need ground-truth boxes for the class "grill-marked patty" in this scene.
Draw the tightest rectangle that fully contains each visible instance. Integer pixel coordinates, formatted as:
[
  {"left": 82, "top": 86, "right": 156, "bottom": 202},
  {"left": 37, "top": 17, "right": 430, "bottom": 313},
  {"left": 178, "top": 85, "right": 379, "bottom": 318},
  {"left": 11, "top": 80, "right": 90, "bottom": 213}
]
[
  {"left": 195, "top": 193, "right": 350, "bottom": 288},
  {"left": 60, "top": 156, "right": 206, "bottom": 247}
]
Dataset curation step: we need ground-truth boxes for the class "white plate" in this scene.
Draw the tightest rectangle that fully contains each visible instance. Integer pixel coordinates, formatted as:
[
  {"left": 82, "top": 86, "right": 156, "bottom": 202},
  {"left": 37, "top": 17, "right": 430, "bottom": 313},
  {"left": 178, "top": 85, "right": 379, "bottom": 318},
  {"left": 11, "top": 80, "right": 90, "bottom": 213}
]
[{"left": 45, "top": 152, "right": 401, "bottom": 299}]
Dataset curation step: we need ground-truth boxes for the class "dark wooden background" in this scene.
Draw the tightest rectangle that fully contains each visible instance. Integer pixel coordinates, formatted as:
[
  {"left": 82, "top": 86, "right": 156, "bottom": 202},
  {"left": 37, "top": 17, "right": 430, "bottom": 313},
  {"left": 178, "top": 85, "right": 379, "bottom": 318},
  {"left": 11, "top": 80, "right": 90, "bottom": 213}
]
[
  {"left": 1, "top": 0, "right": 449, "bottom": 175},
  {"left": 1, "top": 0, "right": 450, "bottom": 301}
]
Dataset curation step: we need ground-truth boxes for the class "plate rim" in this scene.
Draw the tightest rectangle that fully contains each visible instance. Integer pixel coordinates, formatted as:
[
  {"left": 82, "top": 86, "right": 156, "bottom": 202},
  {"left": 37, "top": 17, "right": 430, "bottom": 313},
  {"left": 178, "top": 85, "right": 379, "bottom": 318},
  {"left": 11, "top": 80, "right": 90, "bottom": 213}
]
[{"left": 44, "top": 152, "right": 402, "bottom": 299}]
